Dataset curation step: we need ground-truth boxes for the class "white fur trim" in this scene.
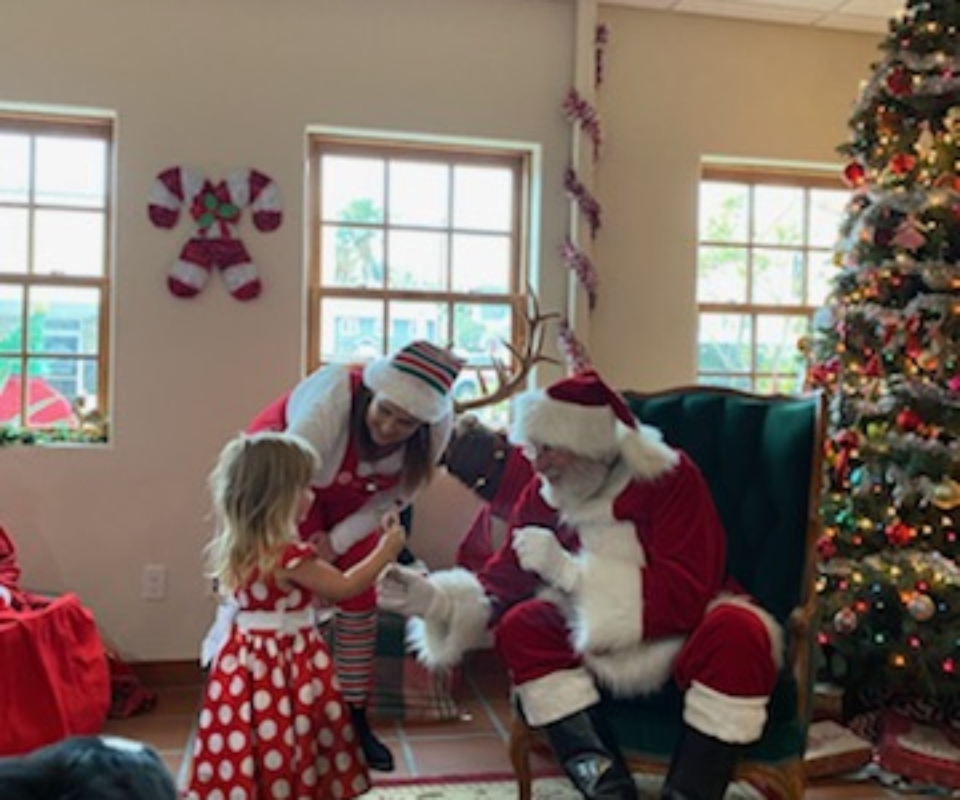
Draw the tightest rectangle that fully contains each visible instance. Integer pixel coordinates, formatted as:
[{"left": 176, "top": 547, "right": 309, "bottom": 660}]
[
  {"left": 511, "top": 391, "right": 678, "bottom": 480},
  {"left": 708, "top": 594, "right": 785, "bottom": 671},
  {"left": 684, "top": 680, "right": 769, "bottom": 744},
  {"left": 406, "top": 568, "right": 491, "bottom": 669},
  {"left": 363, "top": 357, "right": 452, "bottom": 424},
  {"left": 572, "top": 552, "right": 643, "bottom": 652},
  {"left": 515, "top": 667, "right": 601, "bottom": 726},
  {"left": 584, "top": 637, "right": 685, "bottom": 697}
]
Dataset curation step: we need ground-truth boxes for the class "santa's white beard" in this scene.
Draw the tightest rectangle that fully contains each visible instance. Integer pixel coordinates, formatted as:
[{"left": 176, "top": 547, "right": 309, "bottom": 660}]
[{"left": 543, "top": 458, "right": 611, "bottom": 510}]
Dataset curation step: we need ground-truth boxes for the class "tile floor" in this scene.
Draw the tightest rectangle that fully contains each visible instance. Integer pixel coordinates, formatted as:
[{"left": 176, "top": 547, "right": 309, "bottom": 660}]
[{"left": 104, "top": 650, "right": 927, "bottom": 799}]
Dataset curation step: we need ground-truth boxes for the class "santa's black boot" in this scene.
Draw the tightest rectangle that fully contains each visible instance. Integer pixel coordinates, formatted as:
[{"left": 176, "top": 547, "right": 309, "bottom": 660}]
[
  {"left": 543, "top": 707, "right": 639, "bottom": 800},
  {"left": 661, "top": 724, "right": 739, "bottom": 800},
  {"left": 349, "top": 704, "right": 395, "bottom": 771}
]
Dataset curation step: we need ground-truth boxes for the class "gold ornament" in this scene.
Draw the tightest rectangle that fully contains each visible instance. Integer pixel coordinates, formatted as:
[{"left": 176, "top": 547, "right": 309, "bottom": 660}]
[
  {"left": 907, "top": 592, "right": 936, "bottom": 622},
  {"left": 932, "top": 478, "right": 960, "bottom": 510}
]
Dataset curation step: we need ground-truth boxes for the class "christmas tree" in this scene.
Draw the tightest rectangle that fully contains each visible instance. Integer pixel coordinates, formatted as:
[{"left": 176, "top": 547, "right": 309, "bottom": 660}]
[{"left": 809, "top": 0, "right": 960, "bottom": 709}]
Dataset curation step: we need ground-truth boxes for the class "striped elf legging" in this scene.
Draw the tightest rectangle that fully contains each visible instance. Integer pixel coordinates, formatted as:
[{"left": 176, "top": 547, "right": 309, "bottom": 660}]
[{"left": 333, "top": 608, "right": 377, "bottom": 706}]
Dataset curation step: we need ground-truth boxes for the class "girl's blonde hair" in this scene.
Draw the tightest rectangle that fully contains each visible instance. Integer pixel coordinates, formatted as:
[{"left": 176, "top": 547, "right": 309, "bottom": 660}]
[{"left": 205, "top": 431, "right": 317, "bottom": 592}]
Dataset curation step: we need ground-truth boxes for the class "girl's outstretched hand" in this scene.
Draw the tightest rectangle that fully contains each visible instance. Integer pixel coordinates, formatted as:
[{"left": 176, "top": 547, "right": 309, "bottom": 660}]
[{"left": 380, "top": 510, "right": 407, "bottom": 559}]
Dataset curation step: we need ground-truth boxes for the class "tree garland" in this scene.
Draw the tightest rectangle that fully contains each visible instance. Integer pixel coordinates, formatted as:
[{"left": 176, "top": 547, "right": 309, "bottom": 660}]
[
  {"left": 561, "top": 236, "right": 599, "bottom": 310},
  {"left": 564, "top": 167, "right": 602, "bottom": 240}
]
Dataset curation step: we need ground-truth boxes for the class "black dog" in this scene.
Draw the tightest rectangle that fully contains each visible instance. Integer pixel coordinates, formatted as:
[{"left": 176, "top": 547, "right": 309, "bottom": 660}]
[{"left": 0, "top": 735, "right": 178, "bottom": 800}]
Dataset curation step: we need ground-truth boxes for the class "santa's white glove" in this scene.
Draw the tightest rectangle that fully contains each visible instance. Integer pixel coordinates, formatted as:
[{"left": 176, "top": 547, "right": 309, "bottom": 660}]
[
  {"left": 377, "top": 564, "right": 452, "bottom": 622},
  {"left": 513, "top": 526, "right": 581, "bottom": 593}
]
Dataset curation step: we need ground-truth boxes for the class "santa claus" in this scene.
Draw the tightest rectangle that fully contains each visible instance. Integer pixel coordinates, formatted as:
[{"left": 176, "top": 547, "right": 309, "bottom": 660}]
[{"left": 378, "top": 370, "right": 783, "bottom": 800}]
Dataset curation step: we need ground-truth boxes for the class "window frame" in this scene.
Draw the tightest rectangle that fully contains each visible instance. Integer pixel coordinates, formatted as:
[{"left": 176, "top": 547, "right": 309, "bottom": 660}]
[
  {"left": 696, "top": 163, "right": 845, "bottom": 393},
  {"left": 305, "top": 133, "right": 532, "bottom": 407},
  {"left": 0, "top": 110, "right": 113, "bottom": 440}
]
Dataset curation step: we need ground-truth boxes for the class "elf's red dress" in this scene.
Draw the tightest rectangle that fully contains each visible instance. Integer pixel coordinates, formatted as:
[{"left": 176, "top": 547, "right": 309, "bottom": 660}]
[{"left": 186, "top": 542, "right": 370, "bottom": 800}]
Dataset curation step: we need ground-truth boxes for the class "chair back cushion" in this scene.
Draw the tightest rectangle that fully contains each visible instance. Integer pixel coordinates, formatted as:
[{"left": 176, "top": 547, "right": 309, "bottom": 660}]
[{"left": 624, "top": 388, "right": 819, "bottom": 623}]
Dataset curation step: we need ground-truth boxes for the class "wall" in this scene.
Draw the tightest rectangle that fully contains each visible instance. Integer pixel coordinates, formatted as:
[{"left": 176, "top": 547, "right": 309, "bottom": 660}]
[
  {"left": 592, "top": 7, "right": 879, "bottom": 389},
  {"left": 0, "top": 0, "right": 576, "bottom": 660}
]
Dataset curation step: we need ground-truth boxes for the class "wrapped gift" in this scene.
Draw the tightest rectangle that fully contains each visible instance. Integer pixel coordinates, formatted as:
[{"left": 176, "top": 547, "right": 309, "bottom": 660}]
[
  {"left": 804, "top": 719, "right": 873, "bottom": 779},
  {"left": 878, "top": 711, "right": 960, "bottom": 790}
]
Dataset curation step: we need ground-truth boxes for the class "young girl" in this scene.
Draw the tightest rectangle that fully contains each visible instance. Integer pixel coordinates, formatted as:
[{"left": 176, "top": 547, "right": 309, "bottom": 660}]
[{"left": 186, "top": 432, "right": 406, "bottom": 800}]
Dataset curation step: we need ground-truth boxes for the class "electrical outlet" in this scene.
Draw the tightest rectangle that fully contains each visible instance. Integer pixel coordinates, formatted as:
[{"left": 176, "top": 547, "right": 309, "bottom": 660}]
[{"left": 141, "top": 564, "right": 167, "bottom": 601}]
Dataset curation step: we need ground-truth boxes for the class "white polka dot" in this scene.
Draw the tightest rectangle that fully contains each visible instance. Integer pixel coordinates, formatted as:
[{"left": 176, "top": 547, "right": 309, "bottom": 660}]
[
  {"left": 288, "top": 589, "right": 302, "bottom": 606},
  {"left": 264, "top": 748, "right": 283, "bottom": 771},
  {"left": 254, "top": 689, "right": 272, "bottom": 712},
  {"left": 271, "top": 667, "right": 285, "bottom": 688},
  {"left": 252, "top": 583, "right": 268, "bottom": 600},
  {"left": 240, "top": 756, "right": 255, "bottom": 777},
  {"left": 332, "top": 780, "right": 345, "bottom": 799},
  {"left": 295, "top": 715, "right": 311, "bottom": 735},
  {"left": 344, "top": 724, "right": 355, "bottom": 743},
  {"left": 302, "top": 766, "right": 317, "bottom": 786},
  {"left": 283, "top": 727, "right": 294, "bottom": 746},
  {"left": 271, "top": 778, "right": 291, "bottom": 799},
  {"left": 229, "top": 788, "right": 248, "bottom": 800},
  {"left": 239, "top": 701, "right": 251, "bottom": 723},
  {"left": 313, "top": 650, "right": 330, "bottom": 669},
  {"left": 298, "top": 683, "right": 314, "bottom": 705},
  {"left": 228, "top": 731, "right": 246, "bottom": 752},
  {"left": 208, "top": 732, "right": 224, "bottom": 754},
  {"left": 230, "top": 675, "right": 245, "bottom": 696},
  {"left": 218, "top": 759, "right": 234, "bottom": 781},
  {"left": 352, "top": 774, "right": 368, "bottom": 792},
  {"left": 335, "top": 751, "right": 353, "bottom": 772},
  {"left": 208, "top": 679, "right": 223, "bottom": 701},
  {"left": 209, "top": 790, "right": 224, "bottom": 800},
  {"left": 220, "top": 654, "right": 238, "bottom": 674},
  {"left": 258, "top": 718, "right": 278, "bottom": 741},
  {"left": 277, "top": 696, "right": 292, "bottom": 717},
  {"left": 316, "top": 756, "right": 330, "bottom": 775},
  {"left": 217, "top": 705, "right": 233, "bottom": 725},
  {"left": 252, "top": 657, "right": 267, "bottom": 681},
  {"left": 318, "top": 727, "right": 334, "bottom": 747},
  {"left": 196, "top": 759, "right": 214, "bottom": 782},
  {"left": 325, "top": 701, "right": 343, "bottom": 721}
]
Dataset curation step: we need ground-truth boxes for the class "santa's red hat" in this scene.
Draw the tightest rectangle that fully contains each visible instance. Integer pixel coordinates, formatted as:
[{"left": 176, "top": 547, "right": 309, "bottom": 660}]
[{"left": 510, "top": 370, "right": 678, "bottom": 479}]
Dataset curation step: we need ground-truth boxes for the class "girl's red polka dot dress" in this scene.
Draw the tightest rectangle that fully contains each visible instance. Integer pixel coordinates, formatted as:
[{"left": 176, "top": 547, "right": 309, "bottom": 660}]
[{"left": 186, "top": 542, "right": 370, "bottom": 799}]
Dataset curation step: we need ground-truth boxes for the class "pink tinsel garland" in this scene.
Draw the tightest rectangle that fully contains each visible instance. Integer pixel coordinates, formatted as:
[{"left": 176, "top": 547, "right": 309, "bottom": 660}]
[
  {"left": 563, "top": 87, "right": 603, "bottom": 161},
  {"left": 562, "top": 236, "right": 599, "bottom": 309},
  {"left": 564, "top": 167, "right": 602, "bottom": 240},
  {"left": 558, "top": 317, "right": 593, "bottom": 375}
]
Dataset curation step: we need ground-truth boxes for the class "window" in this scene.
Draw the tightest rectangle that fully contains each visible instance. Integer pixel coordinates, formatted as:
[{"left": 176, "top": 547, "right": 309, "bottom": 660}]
[
  {"left": 307, "top": 133, "right": 531, "bottom": 427},
  {"left": 0, "top": 112, "right": 112, "bottom": 440},
  {"left": 696, "top": 165, "right": 847, "bottom": 393}
]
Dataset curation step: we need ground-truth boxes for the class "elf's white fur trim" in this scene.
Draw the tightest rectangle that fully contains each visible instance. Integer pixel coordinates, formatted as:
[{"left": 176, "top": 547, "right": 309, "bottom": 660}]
[
  {"left": 406, "top": 568, "right": 491, "bottom": 670},
  {"left": 707, "top": 594, "right": 785, "bottom": 671},
  {"left": 684, "top": 680, "right": 769, "bottom": 744},
  {"left": 511, "top": 390, "right": 678, "bottom": 480},
  {"left": 514, "top": 667, "right": 601, "bottom": 727},
  {"left": 584, "top": 637, "right": 685, "bottom": 697}
]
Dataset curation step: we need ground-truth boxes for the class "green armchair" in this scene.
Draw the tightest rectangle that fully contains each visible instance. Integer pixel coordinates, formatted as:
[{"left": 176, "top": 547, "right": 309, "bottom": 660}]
[{"left": 508, "top": 386, "right": 826, "bottom": 800}]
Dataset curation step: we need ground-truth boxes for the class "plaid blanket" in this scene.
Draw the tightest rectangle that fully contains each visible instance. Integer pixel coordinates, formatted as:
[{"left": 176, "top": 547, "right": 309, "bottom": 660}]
[{"left": 368, "top": 611, "right": 463, "bottom": 722}]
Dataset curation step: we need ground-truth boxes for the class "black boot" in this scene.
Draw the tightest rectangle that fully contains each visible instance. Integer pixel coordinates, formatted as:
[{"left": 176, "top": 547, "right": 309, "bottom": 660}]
[
  {"left": 543, "top": 707, "right": 639, "bottom": 799},
  {"left": 661, "top": 724, "right": 739, "bottom": 800},
  {"left": 348, "top": 704, "right": 395, "bottom": 772}
]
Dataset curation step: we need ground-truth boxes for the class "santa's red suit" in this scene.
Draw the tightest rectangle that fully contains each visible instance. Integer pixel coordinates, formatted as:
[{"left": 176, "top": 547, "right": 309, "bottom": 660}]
[{"left": 384, "top": 371, "right": 783, "bottom": 784}]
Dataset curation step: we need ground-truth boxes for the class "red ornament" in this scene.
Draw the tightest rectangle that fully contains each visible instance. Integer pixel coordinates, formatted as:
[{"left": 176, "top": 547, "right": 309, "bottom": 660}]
[
  {"left": 886, "top": 67, "right": 913, "bottom": 96},
  {"left": 890, "top": 153, "right": 917, "bottom": 175},
  {"left": 843, "top": 162, "right": 867, "bottom": 187},
  {"left": 817, "top": 536, "right": 837, "bottom": 560},
  {"left": 896, "top": 409, "right": 923, "bottom": 432},
  {"left": 885, "top": 521, "right": 914, "bottom": 546}
]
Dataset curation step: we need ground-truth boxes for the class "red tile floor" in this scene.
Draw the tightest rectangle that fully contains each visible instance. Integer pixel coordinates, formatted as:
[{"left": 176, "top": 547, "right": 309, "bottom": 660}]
[{"left": 104, "top": 649, "right": 927, "bottom": 798}]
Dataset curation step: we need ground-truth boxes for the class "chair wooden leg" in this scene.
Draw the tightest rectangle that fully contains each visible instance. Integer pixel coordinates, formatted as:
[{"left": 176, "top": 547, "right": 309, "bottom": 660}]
[{"left": 509, "top": 715, "right": 535, "bottom": 800}]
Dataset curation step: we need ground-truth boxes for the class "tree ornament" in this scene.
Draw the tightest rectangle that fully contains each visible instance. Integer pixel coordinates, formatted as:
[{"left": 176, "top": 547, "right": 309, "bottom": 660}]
[
  {"left": 907, "top": 592, "right": 936, "bottom": 622},
  {"left": 843, "top": 162, "right": 867, "bottom": 187},
  {"left": 896, "top": 409, "right": 923, "bottom": 432},
  {"left": 148, "top": 166, "right": 282, "bottom": 301},
  {"left": 932, "top": 478, "right": 960, "bottom": 511},
  {"left": 834, "top": 607, "right": 859, "bottom": 634}
]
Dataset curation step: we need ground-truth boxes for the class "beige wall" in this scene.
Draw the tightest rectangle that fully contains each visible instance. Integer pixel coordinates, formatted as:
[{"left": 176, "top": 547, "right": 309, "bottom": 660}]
[
  {"left": 592, "top": 7, "right": 878, "bottom": 388},
  {"left": 0, "top": 1, "right": 881, "bottom": 662},
  {"left": 0, "top": 0, "right": 576, "bottom": 660}
]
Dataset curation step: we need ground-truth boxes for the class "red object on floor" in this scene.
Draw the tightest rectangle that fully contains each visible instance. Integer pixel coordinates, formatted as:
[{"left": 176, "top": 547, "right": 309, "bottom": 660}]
[
  {"left": 878, "top": 711, "right": 960, "bottom": 790},
  {"left": 0, "top": 525, "right": 110, "bottom": 755}
]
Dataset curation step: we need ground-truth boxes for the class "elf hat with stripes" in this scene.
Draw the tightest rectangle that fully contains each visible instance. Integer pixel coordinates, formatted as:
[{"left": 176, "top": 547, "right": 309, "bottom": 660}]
[{"left": 363, "top": 340, "right": 464, "bottom": 424}]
